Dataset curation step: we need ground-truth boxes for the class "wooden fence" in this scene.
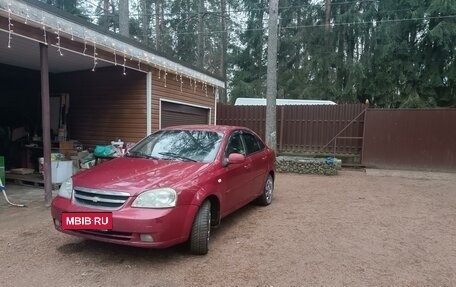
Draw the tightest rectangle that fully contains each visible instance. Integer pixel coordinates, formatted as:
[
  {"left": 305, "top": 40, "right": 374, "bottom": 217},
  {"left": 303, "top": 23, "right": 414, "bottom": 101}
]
[
  {"left": 362, "top": 109, "right": 456, "bottom": 171},
  {"left": 217, "top": 103, "right": 366, "bottom": 156},
  {"left": 217, "top": 104, "right": 456, "bottom": 171}
]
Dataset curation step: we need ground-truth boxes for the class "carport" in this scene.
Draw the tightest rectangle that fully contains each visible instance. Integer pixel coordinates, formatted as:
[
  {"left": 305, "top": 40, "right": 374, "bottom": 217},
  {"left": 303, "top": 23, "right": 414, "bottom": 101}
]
[{"left": 0, "top": 0, "right": 224, "bottom": 204}]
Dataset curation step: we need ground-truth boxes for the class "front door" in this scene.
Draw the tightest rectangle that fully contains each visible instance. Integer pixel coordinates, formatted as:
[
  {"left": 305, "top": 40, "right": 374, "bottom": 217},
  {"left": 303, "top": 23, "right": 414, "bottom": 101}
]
[{"left": 219, "top": 131, "right": 250, "bottom": 215}]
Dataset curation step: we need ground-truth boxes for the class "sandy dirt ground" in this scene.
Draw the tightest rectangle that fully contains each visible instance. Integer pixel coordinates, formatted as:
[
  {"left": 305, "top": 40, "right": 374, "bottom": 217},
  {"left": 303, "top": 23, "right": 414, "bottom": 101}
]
[{"left": 0, "top": 170, "right": 455, "bottom": 287}]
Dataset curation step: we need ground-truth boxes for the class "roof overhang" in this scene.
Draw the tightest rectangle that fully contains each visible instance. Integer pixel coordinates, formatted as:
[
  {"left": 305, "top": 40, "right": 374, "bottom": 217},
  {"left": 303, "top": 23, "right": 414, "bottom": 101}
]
[
  {"left": 0, "top": 29, "right": 112, "bottom": 73},
  {"left": 0, "top": 0, "right": 225, "bottom": 88}
]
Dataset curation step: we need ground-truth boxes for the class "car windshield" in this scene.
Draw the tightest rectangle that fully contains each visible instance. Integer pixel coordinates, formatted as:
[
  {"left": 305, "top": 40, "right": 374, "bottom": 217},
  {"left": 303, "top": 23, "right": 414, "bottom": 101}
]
[{"left": 128, "top": 130, "right": 223, "bottom": 163}]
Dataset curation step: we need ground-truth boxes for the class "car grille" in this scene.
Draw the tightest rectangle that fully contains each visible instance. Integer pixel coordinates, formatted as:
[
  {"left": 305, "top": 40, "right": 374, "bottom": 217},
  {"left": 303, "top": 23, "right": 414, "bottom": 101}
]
[
  {"left": 73, "top": 187, "right": 130, "bottom": 209},
  {"left": 73, "top": 229, "right": 134, "bottom": 241}
]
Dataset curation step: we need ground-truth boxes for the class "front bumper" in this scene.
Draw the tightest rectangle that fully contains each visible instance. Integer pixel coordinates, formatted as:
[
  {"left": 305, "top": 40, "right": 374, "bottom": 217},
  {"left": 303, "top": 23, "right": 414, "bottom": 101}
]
[{"left": 51, "top": 196, "right": 198, "bottom": 248}]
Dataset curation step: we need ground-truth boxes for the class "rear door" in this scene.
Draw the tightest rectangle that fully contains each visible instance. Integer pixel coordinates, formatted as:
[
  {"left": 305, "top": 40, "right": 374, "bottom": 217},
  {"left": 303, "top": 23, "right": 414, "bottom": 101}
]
[{"left": 241, "top": 131, "right": 269, "bottom": 200}]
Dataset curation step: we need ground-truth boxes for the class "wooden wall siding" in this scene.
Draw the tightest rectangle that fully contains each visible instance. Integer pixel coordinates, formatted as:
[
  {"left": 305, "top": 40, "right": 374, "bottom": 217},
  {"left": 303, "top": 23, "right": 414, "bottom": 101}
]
[
  {"left": 52, "top": 66, "right": 147, "bottom": 147},
  {"left": 151, "top": 67, "right": 216, "bottom": 131},
  {"left": 51, "top": 66, "right": 216, "bottom": 147}
]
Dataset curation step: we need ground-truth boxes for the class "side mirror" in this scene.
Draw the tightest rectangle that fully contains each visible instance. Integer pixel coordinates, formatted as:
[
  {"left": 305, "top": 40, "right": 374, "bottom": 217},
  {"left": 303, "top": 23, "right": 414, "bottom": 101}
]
[{"left": 227, "top": 153, "right": 245, "bottom": 165}]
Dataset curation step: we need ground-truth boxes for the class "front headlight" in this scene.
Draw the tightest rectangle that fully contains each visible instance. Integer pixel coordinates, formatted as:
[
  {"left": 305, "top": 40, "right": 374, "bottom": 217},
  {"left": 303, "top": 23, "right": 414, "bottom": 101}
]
[
  {"left": 131, "top": 188, "right": 177, "bottom": 208},
  {"left": 58, "top": 177, "right": 73, "bottom": 199}
]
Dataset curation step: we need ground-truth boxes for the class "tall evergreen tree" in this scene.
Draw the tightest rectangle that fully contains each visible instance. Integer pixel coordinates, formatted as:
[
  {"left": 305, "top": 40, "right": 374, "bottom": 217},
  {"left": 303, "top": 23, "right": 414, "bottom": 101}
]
[
  {"left": 421, "top": 0, "right": 456, "bottom": 107},
  {"left": 43, "top": 0, "right": 455, "bottom": 107},
  {"left": 230, "top": 0, "right": 267, "bottom": 103},
  {"left": 45, "top": 0, "right": 88, "bottom": 18}
]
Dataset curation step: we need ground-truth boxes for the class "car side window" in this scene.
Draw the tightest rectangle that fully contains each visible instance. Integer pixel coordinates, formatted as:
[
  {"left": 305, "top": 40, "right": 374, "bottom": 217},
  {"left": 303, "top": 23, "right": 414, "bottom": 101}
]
[
  {"left": 226, "top": 132, "right": 246, "bottom": 156},
  {"left": 242, "top": 132, "right": 263, "bottom": 155},
  {"left": 257, "top": 138, "right": 265, "bottom": 150}
]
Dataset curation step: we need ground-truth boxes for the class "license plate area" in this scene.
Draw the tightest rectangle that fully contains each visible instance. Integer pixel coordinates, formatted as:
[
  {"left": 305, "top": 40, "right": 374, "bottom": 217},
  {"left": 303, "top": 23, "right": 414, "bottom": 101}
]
[{"left": 61, "top": 212, "right": 113, "bottom": 230}]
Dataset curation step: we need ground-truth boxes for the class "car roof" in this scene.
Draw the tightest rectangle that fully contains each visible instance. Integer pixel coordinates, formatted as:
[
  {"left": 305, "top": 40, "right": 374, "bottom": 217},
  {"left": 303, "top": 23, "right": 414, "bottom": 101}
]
[{"left": 163, "top": 125, "right": 251, "bottom": 134}]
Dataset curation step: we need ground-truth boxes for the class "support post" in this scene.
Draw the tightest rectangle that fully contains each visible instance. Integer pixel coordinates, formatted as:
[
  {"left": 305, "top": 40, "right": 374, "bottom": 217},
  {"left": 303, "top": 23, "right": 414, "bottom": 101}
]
[
  {"left": 279, "top": 105, "right": 284, "bottom": 152},
  {"left": 146, "top": 71, "right": 152, "bottom": 135},
  {"left": 40, "top": 43, "right": 52, "bottom": 205}
]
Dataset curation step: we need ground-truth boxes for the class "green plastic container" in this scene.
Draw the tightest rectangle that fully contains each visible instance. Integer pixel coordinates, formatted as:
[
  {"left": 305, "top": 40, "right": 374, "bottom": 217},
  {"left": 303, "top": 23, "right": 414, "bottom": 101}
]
[{"left": 0, "top": 156, "right": 5, "bottom": 186}]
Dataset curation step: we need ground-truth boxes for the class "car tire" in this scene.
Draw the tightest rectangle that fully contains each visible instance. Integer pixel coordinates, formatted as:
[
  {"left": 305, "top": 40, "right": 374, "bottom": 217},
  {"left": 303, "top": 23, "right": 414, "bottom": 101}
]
[
  {"left": 189, "top": 200, "right": 211, "bottom": 255},
  {"left": 256, "top": 174, "right": 274, "bottom": 206}
]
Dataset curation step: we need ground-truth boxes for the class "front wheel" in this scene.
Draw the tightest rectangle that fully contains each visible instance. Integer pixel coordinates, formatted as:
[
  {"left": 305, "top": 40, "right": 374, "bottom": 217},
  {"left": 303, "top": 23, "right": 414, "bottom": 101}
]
[
  {"left": 189, "top": 200, "right": 211, "bottom": 255},
  {"left": 256, "top": 174, "right": 274, "bottom": 206}
]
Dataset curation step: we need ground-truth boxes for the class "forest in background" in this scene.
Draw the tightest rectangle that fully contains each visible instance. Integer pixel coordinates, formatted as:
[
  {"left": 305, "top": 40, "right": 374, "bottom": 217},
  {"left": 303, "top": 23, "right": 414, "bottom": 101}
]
[{"left": 42, "top": 0, "right": 456, "bottom": 108}]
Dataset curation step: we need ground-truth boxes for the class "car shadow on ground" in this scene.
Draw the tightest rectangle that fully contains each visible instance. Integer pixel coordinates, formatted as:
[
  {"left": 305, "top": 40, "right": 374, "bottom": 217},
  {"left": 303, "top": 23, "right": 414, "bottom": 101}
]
[
  {"left": 54, "top": 202, "right": 264, "bottom": 262},
  {"left": 210, "top": 202, "right": 263, "bottom": 240}
]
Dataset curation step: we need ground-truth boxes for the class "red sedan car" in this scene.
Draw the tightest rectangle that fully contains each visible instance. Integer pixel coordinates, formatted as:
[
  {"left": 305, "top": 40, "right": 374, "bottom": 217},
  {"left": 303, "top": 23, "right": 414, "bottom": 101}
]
[{"left": 51, "top": 125, "right": 275, "bottom": 254}]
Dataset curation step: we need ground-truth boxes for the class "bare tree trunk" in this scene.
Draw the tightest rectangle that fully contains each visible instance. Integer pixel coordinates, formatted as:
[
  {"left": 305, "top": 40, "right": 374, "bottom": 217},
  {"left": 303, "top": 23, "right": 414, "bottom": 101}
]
[
  {"left": 325, "top": 0, "right": 331, "bottom": 31},
  {"left": 197, "top": 0, "right": 205, "bottom": 68},
  {"left": 160, "top": 0, "right": 164, "bottom": 47},
  {"left": 336, "top": 4, "right": 346, "bottom": 99},
  {"left": 323, "top": 0, "right": 331, "bottom": 97},
  {"left": 102, "top": 0, "right": 110, "bottom": 30},
  {"left": 119, "top": 0, "right": 130, "bottom": 37},
  {"left": 110, "top": 2, "right": 118, "bottom": 31},
  {"left": 155, "top": 0, "right": 161, "bottom": 51},
  {"left": 141, "top": 0, "right": 151, "bottom": 46},
  {"left": 219, "top": 0, "right": 228, "bottom": 103},
  {"left": 265, "top": 0, "right": 279, "bottom": 152}
]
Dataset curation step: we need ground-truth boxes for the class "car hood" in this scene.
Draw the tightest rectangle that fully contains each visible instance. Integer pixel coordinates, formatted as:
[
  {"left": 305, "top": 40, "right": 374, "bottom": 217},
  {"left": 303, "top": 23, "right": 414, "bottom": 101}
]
[{"left": 73, "top": 157, "right": 211, "bottom": 195}]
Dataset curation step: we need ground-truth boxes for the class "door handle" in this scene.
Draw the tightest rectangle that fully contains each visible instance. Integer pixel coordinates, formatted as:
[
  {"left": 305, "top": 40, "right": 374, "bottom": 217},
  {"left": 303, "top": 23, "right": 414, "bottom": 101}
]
[{"left": 244, "top": 164, "right": 251, "bottom": 169}]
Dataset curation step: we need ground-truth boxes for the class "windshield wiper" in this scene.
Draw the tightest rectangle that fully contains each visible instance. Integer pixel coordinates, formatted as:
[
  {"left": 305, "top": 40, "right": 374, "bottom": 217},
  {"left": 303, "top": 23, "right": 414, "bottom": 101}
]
[
  {"left": 158, "top": 152, "right": 197, "bottom": 162},
  {"left": 125, "top": 151, "right": 158, "bottom": 160}
]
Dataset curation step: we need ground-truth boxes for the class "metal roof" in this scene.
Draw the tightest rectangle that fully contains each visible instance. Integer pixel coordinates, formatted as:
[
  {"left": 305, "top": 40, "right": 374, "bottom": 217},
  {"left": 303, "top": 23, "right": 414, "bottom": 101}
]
[{"left": 0, "top": 0, "right": 224, "bottom": 87}]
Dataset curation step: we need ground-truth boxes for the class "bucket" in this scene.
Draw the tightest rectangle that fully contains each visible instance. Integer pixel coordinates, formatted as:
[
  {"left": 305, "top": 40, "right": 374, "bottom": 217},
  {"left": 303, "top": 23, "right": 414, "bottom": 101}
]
[{"left": 38, "top": 158, "right": 73, "bottom": 184}]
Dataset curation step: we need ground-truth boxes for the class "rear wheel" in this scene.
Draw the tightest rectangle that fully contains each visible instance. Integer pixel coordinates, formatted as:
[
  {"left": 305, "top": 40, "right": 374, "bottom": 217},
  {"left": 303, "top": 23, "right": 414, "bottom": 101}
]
[
  {"left": 256, "top": 174, "right": 274, "bottom": 206},
  {"left": 189, "top": 200, "right": 211, "bottom": 255}
]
